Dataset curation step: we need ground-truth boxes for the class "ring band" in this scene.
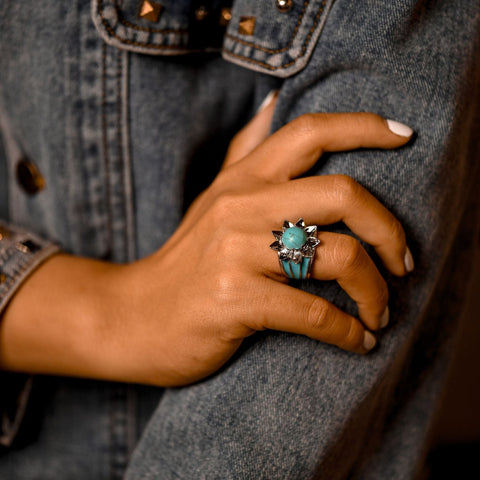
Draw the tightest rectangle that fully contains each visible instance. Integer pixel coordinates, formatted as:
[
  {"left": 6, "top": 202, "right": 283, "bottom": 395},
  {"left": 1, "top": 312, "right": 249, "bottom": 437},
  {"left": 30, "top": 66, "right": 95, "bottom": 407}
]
[{"left": 270, "top": 218, "right": 320, "bottom": 280}]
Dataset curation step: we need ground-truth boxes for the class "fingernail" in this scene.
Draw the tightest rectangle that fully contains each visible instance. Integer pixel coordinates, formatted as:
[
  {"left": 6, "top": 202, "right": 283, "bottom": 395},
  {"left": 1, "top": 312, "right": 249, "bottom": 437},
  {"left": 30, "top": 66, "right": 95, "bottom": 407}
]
[
  {"left": 386, "top": 119, "right": 414, "bottom": 138},
  {"left": 380, "top": 306, "right": 390, "bottom": 328},
  {"left": 404, "top": 247, "right": 415, "bottom": 273},
  {"left": 363, "top": 331, "right": 377, "bottom": 351},
  {"left": 256, "top": 90, "right": 278, "bottom": 114}
]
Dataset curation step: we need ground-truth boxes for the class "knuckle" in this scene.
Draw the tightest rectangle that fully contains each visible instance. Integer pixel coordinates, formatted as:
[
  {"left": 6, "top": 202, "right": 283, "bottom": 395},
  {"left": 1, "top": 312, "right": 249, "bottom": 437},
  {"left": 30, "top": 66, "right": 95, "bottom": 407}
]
[
  {"left": 331, "top": 174, "right": 363, "bottom": 207},
  {"left": 209, "top": 191, "right": 245, "bottom": 226},
  {"left": 209, "top": 270, "right": 242, "bottom": 306},
  {"left": 342, "top": 321, "right": 364, "bottom": 350},
  {"left": 304, "top": 298, "right": 333, "bottom": 333},
  {"left": 374, "top": 283, "right": 390, "bottom": 309},
  {"left": 337, "top": 236, "right": 365, "bottom": 273},
  {"left": 288, "top": 113, "right": 319, "bottom": 140},
  {"left": 386, "top": 217, "right": 406, "bottom": 247}
]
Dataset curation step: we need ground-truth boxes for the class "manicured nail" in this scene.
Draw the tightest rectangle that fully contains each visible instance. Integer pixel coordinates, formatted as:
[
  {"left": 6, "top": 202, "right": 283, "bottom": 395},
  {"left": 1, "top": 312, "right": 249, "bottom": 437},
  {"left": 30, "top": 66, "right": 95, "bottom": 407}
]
[
  {"left": 363, "top": 331, "right": 377, "bottom": 351},
  {"left": 404, "top": 247, "right": 415, "bottom": 273},
  {"left": 256, "top": 90, "right": 278, "bottom": 114},
  {"left": 386, "top": 119, "right": 414, "bottom": 138},
  {"left": 380, "top": 306, "right": 390, "bottom": 328}
]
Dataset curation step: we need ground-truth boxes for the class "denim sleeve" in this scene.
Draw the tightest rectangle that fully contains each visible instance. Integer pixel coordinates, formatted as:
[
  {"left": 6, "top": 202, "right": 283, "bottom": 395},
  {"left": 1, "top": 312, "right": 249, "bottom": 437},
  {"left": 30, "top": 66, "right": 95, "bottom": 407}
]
[
  {"left": 125, "top": 2, "right": 480, "bottom": 479},
  {"left": 0, "top": 224, "right": 60, "bottom": 447}
]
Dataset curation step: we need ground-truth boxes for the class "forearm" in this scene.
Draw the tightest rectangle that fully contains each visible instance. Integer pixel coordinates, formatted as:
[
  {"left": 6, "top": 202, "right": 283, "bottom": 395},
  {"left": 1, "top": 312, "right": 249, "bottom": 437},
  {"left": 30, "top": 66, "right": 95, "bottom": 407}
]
[{"left": 0, "top": 254, "right": 123, "bottom": 380}]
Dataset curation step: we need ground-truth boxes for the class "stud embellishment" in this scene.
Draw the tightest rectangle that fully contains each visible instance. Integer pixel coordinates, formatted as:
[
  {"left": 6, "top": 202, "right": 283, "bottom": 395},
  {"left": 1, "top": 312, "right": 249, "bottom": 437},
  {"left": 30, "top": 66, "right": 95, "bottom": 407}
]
[
  {"left": 275, "top": 0, "right": 293, "bottom": 12},
  {"left": 138, "top": 1, "right": 163, "bottom": 23},
  {"left": 238, "top": 16, "right": 256, "bottom": 35},
  {"left": 15, "top": 240, "right": 41, "bottom": 254},
  {"left": 194, "top": 6, "right": 209, "bottom": 21},
  {"left": 0, "top": 226, "right": 10, "bottom": 241},
  {"left": 219, "top": 7, "right": 232, "bottom": 26}
]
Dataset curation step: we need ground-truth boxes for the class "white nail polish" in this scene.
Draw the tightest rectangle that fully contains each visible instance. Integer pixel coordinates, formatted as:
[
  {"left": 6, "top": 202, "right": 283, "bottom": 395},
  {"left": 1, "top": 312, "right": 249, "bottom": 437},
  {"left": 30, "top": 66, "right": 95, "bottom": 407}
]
[
  {"left": 404, "top": 247, "right": 415, "bottom": 273},
  {"left": 363, "top": 331, "right": 377, "bottom": 351},
  {"left": 380, "top": 306, "right": 390, "bottom": 328},
  {"left": 386, "top": 119, "right": 414, "bottom": 138},
  {"left": 256, "top": 90, "right": 278, "bottom": 114}
]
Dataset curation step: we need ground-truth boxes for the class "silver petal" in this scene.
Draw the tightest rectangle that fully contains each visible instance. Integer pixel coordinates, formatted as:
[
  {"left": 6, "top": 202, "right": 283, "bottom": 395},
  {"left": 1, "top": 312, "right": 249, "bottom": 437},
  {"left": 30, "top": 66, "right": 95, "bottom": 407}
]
[
  {"left": 295, "top": 218, "right": 306, "bottom": 228},
  {"left": 302, "top": 246, "right": 315, "bottom": 257},
  {"left": 272, "top": 230, "right": 283, "bottom": 241},
  {"left": 301, "top": 238, "right": 320, "bottom": 257},
  {"left": 283, "top": 220, "right": 294, "bottom": 229},
  {"left": 305, "top": 225, "right": 317, "bottom": 235},
  {"left": 279, "top": 248, "right": 290, "bottom": 261},
  {"left": 270, "top": 241, "right": 282, "bottom": 251},
  {"left": 305, "top": 237, "right": 321, "bottom": 248}
]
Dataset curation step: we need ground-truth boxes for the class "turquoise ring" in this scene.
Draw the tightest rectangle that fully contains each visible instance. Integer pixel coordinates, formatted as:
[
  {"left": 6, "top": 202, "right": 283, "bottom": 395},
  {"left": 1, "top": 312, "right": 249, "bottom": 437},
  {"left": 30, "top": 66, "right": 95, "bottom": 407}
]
[{"left": 270, "top": 218, "right": 320, "bottom": 280}]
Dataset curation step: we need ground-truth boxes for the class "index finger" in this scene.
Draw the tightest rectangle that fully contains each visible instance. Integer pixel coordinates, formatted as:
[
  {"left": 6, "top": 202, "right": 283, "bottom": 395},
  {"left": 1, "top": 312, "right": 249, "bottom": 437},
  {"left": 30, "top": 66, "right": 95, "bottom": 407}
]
[{"left": 237, "top": 112, "right": 413, "bottom": 182}]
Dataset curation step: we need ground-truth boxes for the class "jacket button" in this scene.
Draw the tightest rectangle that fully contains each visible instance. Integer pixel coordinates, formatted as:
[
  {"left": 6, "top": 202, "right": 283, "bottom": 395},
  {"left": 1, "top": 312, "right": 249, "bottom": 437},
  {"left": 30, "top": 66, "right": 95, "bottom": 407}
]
[{"left": 16, "top": 158, "right": 45, "bottom": 195}]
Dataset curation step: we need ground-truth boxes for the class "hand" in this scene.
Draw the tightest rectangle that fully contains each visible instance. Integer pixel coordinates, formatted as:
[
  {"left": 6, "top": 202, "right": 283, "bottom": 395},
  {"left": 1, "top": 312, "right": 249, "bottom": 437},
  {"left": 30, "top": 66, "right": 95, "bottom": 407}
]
[{"left": 0, "top": 100, "right": 413, "bottom": 386}]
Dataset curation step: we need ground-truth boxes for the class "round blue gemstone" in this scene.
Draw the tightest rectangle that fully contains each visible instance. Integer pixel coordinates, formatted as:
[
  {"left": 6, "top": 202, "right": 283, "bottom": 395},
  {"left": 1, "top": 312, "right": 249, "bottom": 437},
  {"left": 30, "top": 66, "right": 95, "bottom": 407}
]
[{"left": 282, "top": 227, "right": 307, "bottom": 249}]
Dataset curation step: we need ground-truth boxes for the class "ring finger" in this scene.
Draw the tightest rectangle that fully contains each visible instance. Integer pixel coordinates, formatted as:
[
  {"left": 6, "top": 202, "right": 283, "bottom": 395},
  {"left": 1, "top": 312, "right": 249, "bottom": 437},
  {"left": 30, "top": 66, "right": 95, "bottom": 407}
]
[{"left": 260, "top": 231, "right": 389, "bottom": 331}]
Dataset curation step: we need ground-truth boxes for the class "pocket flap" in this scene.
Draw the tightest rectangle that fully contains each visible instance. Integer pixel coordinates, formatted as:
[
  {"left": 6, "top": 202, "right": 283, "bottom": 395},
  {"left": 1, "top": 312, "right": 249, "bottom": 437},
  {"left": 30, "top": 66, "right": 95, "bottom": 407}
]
[
  {"left": 222, "top": 0, "right": 334, "bottom": 78},
  {"left": 92, "top": 0, "right": 201, "bottom": 55},
  {"left": 92, "top": 0, "right": 334, "bottom": 76}
]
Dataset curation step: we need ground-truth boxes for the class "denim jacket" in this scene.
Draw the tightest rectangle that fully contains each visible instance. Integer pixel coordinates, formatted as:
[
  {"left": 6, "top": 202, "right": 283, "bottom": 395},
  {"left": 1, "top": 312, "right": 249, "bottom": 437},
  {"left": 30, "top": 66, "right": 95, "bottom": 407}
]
[{"left": 1, "top": 1, "right": 479, "bottom": 478}]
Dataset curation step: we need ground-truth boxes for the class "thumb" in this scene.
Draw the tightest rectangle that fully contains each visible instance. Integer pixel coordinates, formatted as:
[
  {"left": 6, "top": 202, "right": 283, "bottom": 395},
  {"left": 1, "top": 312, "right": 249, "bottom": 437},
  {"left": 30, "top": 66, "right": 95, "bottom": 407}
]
[{"left": 222, "top": 90, "right": 278, "bottom": 169}]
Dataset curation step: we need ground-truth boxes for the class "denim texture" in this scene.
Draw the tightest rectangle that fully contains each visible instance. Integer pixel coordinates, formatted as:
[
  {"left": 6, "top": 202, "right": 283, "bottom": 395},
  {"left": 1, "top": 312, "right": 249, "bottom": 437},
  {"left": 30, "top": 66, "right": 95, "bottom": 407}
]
[{"left": 0, "top": 0, "right": 479, "bottom": 478}]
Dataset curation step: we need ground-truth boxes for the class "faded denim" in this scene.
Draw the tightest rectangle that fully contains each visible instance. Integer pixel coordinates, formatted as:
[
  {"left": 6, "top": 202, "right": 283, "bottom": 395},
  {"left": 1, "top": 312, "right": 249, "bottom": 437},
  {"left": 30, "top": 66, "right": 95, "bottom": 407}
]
[{"left": 0, "top": 0, "right": 479, "bottom": 479}]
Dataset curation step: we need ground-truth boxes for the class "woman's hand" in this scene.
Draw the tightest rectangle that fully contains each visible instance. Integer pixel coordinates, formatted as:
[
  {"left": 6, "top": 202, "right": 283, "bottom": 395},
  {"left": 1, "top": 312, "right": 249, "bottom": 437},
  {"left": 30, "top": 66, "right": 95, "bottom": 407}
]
[{"left": 0, "top": 101, "right": 413, "bottom": 386}]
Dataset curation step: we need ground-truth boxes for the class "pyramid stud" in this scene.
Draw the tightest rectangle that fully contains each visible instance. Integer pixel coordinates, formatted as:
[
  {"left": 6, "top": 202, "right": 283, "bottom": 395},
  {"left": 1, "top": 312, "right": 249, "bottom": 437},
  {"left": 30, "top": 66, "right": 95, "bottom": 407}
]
[
  {"left": 138, "top": 1, "right": 163, "bottom": 23},
  {"left": 238, "top": 16, "right": 256, "bottom": 35}
]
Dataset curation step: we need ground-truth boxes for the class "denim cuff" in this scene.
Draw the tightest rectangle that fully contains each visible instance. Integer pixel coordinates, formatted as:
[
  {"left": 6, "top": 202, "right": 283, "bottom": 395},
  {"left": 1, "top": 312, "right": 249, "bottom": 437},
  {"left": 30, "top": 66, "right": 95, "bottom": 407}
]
[
  {"left": 0, "top": 222, "right": 60, "bottom": 314},
  {"left": 0, "top": 222, "right": 60, "bottom": 447}
]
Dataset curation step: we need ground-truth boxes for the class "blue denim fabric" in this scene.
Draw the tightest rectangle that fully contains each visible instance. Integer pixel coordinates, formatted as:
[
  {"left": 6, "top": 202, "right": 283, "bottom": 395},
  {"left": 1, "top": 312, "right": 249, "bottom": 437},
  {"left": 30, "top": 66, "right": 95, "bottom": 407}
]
[{"left": 0, "top": 0, "right": 479, "bottom": 478}]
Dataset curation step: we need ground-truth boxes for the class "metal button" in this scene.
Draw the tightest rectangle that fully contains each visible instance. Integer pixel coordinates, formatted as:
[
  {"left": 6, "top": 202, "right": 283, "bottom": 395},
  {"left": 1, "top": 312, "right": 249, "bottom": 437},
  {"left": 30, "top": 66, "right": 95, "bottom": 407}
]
[
  {"left": 275, "top": 0, "right": 293, "bottom": 12},
  {"left": 16, "top": 158, "right": 45, "bottom": 195}
]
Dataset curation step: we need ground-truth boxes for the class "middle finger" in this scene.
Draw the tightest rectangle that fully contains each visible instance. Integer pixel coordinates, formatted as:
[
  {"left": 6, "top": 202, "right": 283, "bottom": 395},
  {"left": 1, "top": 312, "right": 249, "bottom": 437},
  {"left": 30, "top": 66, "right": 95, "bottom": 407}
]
[{"left": 245, "top": 175, "right": 408, "bottom": 276}]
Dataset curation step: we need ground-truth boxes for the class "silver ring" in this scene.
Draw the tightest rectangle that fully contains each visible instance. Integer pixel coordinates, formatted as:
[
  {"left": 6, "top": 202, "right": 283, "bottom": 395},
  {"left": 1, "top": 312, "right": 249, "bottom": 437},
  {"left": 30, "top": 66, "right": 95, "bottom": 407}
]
[{"left": 269, "top": 218, "right": 320, "bottom": 279}]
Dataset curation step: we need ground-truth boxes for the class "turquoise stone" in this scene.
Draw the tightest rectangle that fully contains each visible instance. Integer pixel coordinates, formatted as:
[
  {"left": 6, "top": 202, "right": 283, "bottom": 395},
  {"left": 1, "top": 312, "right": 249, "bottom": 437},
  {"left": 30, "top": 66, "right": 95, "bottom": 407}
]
[{"left": 282, "top": 227, "right": 307, "bottom": 249}]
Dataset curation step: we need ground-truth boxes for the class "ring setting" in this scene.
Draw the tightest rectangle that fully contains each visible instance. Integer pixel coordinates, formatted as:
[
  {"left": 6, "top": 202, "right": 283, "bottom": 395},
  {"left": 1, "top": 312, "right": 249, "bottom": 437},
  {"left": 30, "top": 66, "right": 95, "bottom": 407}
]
[{"left": 270, "top": 218, "right": 320, "bottom": 279}]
